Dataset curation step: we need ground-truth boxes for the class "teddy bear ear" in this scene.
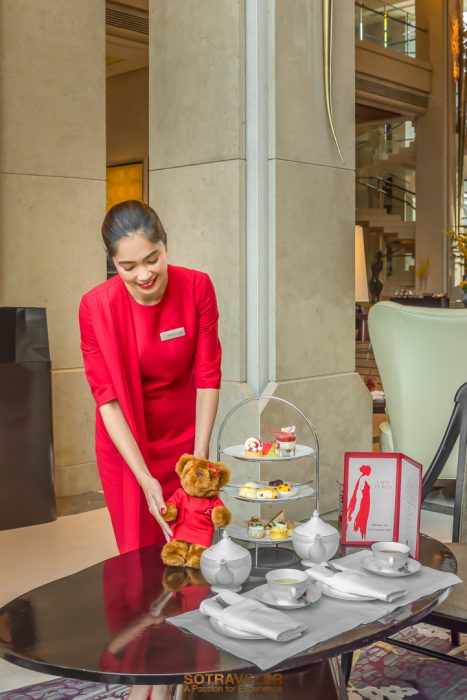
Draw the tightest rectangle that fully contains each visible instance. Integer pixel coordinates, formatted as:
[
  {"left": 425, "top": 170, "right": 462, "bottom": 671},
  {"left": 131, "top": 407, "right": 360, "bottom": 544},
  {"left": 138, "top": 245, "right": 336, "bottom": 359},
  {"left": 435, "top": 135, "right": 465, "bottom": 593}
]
[
  {"left": 175, "top": 454, "right": 195, "bottom": 476},
  {"left": 216, "top": 462, "right": 231, "bottom": 488}
]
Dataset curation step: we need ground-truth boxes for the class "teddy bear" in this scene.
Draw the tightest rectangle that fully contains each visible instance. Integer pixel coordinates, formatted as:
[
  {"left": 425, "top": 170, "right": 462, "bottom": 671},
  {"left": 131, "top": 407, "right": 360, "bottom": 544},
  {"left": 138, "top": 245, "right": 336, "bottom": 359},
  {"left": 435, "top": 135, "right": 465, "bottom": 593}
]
[{"left": 161, "top": 454, "right": 232, "bottom": 568}]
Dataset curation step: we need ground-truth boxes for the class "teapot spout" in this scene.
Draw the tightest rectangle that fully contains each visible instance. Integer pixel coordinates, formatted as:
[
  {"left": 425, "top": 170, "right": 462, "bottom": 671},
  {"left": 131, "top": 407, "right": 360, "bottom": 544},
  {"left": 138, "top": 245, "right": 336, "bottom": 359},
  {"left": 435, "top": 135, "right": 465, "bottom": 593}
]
[
  {"left": 307, "top": 533, "right": 326, "bottom": 563},
  {"left": 214, "top": 558, "right": 234, "bottom": 586}
]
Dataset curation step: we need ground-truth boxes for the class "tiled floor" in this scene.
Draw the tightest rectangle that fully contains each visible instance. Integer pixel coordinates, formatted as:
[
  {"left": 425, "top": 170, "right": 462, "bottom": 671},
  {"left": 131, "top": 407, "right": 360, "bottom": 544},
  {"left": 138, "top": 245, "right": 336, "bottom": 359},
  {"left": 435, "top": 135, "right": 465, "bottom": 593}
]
[
  {"left": 0, "top": 504, "right": 454, "bottom": 694},
  {"left": 0, "top": 507, "right": 118, "bottom": 693}
]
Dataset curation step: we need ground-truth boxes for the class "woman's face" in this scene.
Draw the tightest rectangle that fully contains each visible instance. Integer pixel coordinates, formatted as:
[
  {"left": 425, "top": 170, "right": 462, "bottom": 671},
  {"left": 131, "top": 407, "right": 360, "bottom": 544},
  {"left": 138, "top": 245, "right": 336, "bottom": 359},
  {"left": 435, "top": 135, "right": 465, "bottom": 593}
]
[{"left": 112, "top": 232, "right": 168, "bottom": 304}]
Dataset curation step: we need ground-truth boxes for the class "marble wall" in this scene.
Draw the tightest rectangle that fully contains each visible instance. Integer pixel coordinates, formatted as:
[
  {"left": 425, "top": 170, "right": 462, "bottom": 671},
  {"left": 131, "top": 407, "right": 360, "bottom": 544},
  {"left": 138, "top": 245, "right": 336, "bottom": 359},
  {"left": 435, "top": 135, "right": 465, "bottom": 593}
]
[
  {"left": 107, "top": 68, "right": 149, "bottom": 165},
  {"left": 148, "top": 0, "right": 246, "bottom": 383},
  {"left": 0, "top": 0, "right": 106, "bottom": 497}
]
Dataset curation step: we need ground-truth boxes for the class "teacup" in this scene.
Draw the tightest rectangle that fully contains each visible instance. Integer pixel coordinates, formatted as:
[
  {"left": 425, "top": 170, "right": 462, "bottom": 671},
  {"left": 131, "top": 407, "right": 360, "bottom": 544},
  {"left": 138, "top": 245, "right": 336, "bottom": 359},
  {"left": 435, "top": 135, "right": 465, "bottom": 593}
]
[
  {"left": 265, "top": 568, "right": 308, "bottom": 602},
  {"left": 371, "top": 542, "right": 410, "bottom": 571}
]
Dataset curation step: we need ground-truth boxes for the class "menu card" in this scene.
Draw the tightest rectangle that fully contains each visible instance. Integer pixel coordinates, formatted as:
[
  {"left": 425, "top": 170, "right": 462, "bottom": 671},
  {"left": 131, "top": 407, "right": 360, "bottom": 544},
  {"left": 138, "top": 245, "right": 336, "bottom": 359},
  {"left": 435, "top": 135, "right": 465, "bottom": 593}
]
[{"left": 342, "top": 452, "right": 422, "bottom": 557}]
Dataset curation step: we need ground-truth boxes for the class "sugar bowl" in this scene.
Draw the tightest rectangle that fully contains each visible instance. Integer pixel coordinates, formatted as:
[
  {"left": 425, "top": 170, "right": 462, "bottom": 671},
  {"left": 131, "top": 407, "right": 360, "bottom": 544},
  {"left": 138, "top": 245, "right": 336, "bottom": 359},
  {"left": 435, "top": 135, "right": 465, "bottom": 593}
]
[
  {"left": 200, "top": 531, "right": 252, "bottom": 592},
  {"left": 292, "top": 510, "right": 339, "bottom": 566}
]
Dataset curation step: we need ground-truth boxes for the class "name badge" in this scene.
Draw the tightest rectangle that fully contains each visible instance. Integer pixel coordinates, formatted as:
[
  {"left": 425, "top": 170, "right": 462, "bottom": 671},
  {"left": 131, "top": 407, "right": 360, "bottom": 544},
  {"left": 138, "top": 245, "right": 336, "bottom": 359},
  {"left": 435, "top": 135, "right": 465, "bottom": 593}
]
[{"left": 160, "top": 327, "right": 186, "bottom": 342}]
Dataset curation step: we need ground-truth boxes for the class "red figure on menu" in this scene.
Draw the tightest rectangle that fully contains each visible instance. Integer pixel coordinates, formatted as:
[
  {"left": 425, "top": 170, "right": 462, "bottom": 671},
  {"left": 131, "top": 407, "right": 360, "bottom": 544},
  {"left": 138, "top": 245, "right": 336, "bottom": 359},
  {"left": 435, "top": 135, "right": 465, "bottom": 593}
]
[{"left": 347, "top": 465, "right": 372, "bottom": 539}]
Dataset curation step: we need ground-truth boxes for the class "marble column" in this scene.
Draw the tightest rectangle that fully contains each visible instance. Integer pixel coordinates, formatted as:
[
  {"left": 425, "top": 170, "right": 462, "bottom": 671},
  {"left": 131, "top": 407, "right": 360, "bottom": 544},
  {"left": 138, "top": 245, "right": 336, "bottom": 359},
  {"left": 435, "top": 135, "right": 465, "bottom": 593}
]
[
  {"left": 148, "top": 0, "right": 371, "bottom": 518},
  {"left": 0, "top": 0, "right": 107, "bottom": 497},
  {"left": 415, "top": 0, "right": 457, "bottom": 293},
  {"left": 263, "top": 0, "right": 371, "bottom": 514}
]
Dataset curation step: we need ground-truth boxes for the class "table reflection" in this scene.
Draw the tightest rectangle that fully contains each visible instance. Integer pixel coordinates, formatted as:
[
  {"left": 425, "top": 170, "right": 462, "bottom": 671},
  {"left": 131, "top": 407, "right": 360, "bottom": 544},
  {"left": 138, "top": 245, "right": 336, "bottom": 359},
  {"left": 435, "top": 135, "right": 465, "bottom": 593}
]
[{"left": 99, "top": 546, "right": 217, "bottom": 674}]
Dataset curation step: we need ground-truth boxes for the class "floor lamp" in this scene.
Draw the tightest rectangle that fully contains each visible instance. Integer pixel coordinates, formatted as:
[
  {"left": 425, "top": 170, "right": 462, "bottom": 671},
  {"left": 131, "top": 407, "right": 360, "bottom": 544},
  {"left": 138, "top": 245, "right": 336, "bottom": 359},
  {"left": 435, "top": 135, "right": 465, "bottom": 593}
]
[{"left": 355, "top": 225, "right": 369, "bottom": 341}]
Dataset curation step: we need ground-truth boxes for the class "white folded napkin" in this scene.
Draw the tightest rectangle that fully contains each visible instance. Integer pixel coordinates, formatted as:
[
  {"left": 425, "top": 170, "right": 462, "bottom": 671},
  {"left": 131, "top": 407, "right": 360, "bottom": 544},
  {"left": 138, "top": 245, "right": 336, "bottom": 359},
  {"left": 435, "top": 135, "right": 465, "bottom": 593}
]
[
  {"left": 199, "top": 589, "right": 306, "bottom": 642},
  {"left": 305, "top": 564, "right": 407, "bottom": 602}
]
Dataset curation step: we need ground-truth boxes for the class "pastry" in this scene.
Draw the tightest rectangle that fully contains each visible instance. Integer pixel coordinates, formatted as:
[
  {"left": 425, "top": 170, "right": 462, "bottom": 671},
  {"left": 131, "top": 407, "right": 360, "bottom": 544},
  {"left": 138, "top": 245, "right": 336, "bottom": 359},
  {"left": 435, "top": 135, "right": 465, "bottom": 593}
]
[
  {"left": 266, "top": 509, "right": 285, "bottom": 526},
  {"left": 276, "top": 483, "right": 291, "bottom": 493},
  {"left": 248, "top": 516, "right": 261, "bottom": 527},
  {"left": 248, "top": 522, "right": 265, "bottom": 539},
  {"left": 286, "top": 520, "right": 295, "bottom": 536},
  {"left": 238, "top": 481, "right": 262, "bottom": 498},
  {"left": 262, "top": 441, "right": 276, "bottom": 457},
  {"left": 269, "top": 522, "right": 289, "bottom": 540},
  {"left": 256, "top": 487, "right": 277, "bottom": 500},
  {"left": 238, "top": 485, "right": 258, "bottom": 499},
  {"left": 268, "top": 479, "right": 284, "bottom": 487},
  {"left": 243, "top": 437, "right": 263, "bottom": 457}
]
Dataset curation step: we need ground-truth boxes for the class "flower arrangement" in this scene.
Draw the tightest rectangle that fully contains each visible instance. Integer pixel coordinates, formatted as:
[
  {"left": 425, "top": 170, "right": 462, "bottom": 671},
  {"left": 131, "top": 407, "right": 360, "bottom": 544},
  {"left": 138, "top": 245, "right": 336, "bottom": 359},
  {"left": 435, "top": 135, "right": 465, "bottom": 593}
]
[
  {"left": 416, "top": 257, "right": 430, "bottom": 288},
  {"left": 446, "top": 228, "right": 467, "bottom": 266}
]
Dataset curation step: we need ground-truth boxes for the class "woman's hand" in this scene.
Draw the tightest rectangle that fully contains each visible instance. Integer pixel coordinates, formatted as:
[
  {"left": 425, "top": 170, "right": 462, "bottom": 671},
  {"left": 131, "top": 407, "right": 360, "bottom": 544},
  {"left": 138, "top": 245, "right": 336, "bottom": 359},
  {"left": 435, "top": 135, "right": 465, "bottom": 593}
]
[{"left": 139, "top": 474, "right": 173, "bottom": 542}]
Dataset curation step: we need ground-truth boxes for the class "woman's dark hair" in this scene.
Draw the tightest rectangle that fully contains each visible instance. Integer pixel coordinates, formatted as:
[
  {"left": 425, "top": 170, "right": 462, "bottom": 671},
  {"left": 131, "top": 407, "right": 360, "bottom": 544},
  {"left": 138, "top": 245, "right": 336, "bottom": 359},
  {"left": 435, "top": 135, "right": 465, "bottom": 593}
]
[{"left": 102, "top": 200, "right": 167, "bottom": 256}]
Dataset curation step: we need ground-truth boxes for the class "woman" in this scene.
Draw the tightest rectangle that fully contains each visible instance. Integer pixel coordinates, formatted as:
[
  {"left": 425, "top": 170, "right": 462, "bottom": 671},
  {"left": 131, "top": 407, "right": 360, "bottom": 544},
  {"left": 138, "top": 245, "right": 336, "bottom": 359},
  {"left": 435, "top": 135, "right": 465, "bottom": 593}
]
[
  {"left": 79, "top": 200, "right": 222, "bottom": 554},
  {"left": 347, "top": 465, "right": 372, "bottom": 540}
]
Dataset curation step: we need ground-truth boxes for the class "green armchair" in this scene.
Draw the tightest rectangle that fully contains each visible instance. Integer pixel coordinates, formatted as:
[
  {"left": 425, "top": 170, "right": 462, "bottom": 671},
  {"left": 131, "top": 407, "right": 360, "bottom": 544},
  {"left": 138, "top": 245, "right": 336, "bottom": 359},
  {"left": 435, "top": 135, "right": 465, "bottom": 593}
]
[{"left": 368, "top": 301, "right": 467, "bottom": 478}]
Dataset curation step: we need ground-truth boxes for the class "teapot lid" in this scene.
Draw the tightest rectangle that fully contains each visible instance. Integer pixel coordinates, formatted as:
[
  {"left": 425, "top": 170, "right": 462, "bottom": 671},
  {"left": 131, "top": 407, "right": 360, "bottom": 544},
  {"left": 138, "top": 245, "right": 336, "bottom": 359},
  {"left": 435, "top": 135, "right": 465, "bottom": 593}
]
[
  {"left": 294, "top": 510, "right": 338, "bottom": 537},
  {"left": 202, "top": 530, "right": 249, "bottom": 561}
]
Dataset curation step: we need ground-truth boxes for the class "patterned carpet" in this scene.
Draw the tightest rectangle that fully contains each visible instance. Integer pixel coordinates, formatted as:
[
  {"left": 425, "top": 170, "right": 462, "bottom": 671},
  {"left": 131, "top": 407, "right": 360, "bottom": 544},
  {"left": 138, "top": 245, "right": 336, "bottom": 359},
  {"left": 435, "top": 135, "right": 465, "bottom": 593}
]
[{"left": 1, "top": 624, "right": 466, "bottom": 700}]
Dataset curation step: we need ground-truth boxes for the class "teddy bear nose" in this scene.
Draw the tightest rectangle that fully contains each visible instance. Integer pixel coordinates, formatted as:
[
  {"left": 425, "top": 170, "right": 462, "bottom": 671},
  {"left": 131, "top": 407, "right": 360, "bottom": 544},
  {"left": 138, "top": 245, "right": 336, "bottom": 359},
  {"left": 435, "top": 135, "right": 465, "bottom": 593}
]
[{"left": 195, "top": 470, "right": 204, "bottom": 477}]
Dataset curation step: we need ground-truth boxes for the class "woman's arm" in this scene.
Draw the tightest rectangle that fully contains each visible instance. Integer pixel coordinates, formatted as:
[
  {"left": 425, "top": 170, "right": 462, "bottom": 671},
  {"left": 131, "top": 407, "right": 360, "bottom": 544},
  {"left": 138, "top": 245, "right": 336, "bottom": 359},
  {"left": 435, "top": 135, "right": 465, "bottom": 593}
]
[
  {"left": 99, "top": 401, "right": 172, "bottom": 541},
  {"left": 194, "top": 388, "right": 219, "bottom": 459}
]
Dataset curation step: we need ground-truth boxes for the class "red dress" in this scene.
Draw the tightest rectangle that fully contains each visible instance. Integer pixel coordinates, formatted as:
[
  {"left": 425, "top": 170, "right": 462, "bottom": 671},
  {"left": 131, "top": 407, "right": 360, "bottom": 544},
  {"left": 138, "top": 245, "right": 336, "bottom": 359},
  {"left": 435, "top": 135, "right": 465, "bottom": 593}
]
[{"left": 79, "top": 265, "right": 222, "bottom": 554}]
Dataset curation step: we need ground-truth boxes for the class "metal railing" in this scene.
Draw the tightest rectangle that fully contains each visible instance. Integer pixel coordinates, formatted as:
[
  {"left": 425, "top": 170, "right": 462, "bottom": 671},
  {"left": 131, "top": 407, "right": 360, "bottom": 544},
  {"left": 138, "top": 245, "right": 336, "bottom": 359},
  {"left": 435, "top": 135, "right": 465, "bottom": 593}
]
[
  {"left": 355, "top": 1, "right": 428, "bottom": 59},
  {"left": 356, "top": 176, "right": 416, "bottom": 222},
  {"left": 356, "top": 121, "right": 416, "bottom": 167}
]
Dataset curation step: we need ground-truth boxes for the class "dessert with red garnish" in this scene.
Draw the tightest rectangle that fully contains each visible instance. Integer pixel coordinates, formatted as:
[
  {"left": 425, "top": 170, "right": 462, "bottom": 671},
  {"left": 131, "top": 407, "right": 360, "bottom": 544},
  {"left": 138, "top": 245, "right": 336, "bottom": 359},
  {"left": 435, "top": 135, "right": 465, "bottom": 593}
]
[
  {"left": 273, "top": 426, "right": 297, "bottom": 457},
  {"left": 243, "top": 437, "right": 263, "bottom": 457}
]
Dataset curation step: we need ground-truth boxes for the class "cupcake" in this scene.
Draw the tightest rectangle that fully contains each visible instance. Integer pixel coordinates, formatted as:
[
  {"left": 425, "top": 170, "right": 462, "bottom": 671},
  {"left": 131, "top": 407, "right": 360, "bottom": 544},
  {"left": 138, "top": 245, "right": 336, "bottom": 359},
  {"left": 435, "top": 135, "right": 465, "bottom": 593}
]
[
  {"left": 248, "top": 522, "right": 265, "bottom": 539},
  {"left": 269, "top": 522, "right": 289, "bottom": 540}
]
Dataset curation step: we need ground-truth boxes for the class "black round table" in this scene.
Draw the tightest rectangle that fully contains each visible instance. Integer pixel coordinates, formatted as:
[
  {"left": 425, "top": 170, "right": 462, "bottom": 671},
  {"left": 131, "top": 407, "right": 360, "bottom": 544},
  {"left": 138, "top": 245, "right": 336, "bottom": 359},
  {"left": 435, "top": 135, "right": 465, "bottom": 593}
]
[{"left": 0, "top": 534, "right": 456, "bottom": 699}]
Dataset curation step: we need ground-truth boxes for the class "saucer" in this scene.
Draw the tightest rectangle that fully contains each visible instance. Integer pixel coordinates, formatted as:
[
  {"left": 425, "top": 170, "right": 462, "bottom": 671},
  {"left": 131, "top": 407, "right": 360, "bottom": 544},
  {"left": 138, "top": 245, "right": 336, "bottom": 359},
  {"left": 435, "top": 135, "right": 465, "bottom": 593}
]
[
  {"left": 316, "top": 582, "right": 376, "bottom": 602},
  {"left": 209, "top": 617, "right": 264, "bottom": 639},
  {"left": 361, "top": 556, "right": 421, "bottom": 578},
  {"left": 254, "top": 584, "right": 321, "bottom": 609}
]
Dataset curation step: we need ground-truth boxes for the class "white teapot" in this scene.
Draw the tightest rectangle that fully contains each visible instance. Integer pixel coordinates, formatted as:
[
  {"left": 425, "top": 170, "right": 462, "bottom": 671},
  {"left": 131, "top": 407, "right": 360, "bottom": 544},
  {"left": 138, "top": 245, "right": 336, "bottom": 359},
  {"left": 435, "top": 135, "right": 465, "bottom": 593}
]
[
  {"left": 292, "top": 510, "right": 339, "bottom": 566},
  {"left": 200, "top": 531, "right": 252, "bottom": 592}
]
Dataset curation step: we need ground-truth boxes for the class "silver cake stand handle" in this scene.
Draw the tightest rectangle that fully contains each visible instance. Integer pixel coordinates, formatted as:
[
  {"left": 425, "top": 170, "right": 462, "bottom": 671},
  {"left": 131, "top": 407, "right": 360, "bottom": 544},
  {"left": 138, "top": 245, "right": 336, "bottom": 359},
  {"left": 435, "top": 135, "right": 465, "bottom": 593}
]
[{"left": 216, "top": 394, "right": 320, "bottom": 514}]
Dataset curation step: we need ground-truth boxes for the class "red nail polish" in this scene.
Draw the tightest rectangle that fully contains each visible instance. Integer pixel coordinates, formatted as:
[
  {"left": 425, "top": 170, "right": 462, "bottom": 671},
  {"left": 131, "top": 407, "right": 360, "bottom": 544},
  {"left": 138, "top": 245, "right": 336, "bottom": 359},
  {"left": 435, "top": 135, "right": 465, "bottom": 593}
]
[{"left": 161, "top": 507, "right": 166, "bottom": 514}]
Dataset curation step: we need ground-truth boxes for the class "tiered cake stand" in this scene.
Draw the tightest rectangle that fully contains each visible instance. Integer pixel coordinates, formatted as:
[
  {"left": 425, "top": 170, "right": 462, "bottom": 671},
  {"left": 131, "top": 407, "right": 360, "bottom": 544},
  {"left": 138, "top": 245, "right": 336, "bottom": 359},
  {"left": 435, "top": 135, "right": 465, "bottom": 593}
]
[{"left": 216, "top": 395, "right": 320, "bottom": 571}]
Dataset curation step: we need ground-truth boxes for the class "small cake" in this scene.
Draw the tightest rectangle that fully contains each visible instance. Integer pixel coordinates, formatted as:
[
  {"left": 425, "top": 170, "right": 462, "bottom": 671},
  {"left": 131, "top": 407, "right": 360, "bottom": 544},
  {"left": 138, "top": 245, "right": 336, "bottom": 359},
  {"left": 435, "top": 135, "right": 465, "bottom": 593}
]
[
  {"left": 256, "top": 487, "right": 277, "bottom": 500},
  {"left": 266, "top": 509, "right": 285, "bottom": 526},
  {"left": 262, "top": 441, "right": 276, "bottom": 457},
  {"left": 275, "top": 426, "right": 296, "bottom": 457},
  {"left": 238, "top": 481, "right": 261, "bottom": 499},
  {"left": 248, "top": 521, "right": 265, "bottom": 539},
  {"left": 276, "top": 483, "right": 291, "bottom": 493},
  {"left": 268, "top": 479, "right": 284, "bottom": 487},
  {"left": 243, "top": 437, "right": 263, "bottom": 458},
  {"left": 269, "top": 522, "right": 289, "bottom": 540}
]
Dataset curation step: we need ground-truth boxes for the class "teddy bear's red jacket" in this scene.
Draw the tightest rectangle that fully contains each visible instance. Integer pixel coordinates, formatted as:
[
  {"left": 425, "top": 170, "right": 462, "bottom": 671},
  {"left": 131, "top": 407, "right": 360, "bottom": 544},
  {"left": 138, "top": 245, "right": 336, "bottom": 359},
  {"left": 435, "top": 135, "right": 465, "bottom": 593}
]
[{"left": 166, "top": 488, "right": 225, "bottom": 548}]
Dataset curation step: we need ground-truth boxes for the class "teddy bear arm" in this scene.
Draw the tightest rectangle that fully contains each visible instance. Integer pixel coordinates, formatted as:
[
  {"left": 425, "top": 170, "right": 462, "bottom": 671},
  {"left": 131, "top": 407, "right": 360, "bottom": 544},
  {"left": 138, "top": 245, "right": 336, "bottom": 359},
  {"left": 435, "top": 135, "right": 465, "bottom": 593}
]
[
  {"left": 211, "top": 505, "right": 231, "bottom": 528},
  {"left": 162, "top": 502, "right": 178, "bottom": 522}
]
